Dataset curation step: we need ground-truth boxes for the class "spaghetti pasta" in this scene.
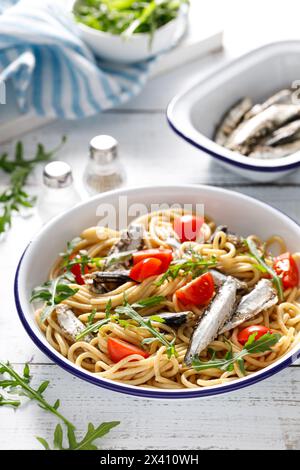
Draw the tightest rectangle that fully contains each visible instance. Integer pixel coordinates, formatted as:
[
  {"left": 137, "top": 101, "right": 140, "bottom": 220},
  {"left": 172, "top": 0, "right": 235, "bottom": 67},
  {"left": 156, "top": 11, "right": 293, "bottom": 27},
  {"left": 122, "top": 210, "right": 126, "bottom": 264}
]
[{"left": 32, "top": 209, "right": 300, "bottom": 389}]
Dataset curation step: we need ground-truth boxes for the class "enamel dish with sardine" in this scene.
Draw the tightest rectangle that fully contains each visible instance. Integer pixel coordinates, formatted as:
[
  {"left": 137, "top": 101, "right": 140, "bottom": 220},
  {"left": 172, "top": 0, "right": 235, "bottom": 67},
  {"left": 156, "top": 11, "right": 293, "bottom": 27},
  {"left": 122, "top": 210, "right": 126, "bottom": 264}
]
[
  {"left": 167, "top": 41, "right": 300, "bottom": 182},
  {"left": 15, "top": 186, "right": 300, "bottom": 398}
]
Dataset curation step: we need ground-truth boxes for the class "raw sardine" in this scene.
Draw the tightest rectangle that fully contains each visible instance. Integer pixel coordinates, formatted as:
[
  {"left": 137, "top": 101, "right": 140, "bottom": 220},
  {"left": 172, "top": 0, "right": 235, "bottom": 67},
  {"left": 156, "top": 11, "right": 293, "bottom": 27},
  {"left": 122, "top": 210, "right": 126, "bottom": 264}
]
[
  {"left": 245, "top": 89, "right": 292, "bottom": 120},
  {"left": 248, "top": 140, "right": 300, "bottom": 160},
  {"left": 226, "top": 104, "right": 300, "bottom": 152},
  {"left": 214, "top": 98, "right": 253, "bottom": 145},
  {"left": 265, "top": 119, "right": 300, "bottom": 146}
]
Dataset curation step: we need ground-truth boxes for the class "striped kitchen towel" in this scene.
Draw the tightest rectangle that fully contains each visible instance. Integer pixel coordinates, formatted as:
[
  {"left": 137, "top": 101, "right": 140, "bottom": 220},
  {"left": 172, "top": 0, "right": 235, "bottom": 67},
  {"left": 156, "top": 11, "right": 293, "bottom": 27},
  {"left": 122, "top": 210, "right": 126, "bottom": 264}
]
[{"left": 0, "top": 0, "right": 154, "bottom": 119}]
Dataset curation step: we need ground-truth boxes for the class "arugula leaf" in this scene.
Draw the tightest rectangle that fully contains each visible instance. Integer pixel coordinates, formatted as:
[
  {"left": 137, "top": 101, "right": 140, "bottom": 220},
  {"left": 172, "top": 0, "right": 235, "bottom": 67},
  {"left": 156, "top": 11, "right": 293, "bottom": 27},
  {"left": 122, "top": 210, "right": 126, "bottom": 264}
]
[
  {"left": 0, "top": 362, "right": 74, "bottom": 428},
  {"left": 31, "top": 275, "right": 79, "bottom": 322},
  {"left": 0, "top": 362, "right": 120, "bottom": 450},
  {"left": 0, "top": 137, "right": 66, "bottom": 236},
  {"left": 132, "top": 295, "right": 165, "bottom": 309},
  {"left": 75, "top": 317, "right": 112, "bottom": 341},
  {"left": 60, "top": 237, "right": 82, "bottom": 263},
  {"left": 87, "top": 308, "right": 97, "bottom": 326},
  {"left": 247, "top": 238, "right": 284, "bottom": 301},
  {"left": 192, "top": 332, "right": 281, "bottom": 372},
  {"left": 115, "top": 303, "right": 177, "bottom": 358},
  {"left": 105, "top": 298, "right": 112, "bottom": 318},
  {"left": 0, "top": 393, "right": 20, "bottom": 408},
  {"left": 155, "top": 257, "right": 217, "bottom": 287}
]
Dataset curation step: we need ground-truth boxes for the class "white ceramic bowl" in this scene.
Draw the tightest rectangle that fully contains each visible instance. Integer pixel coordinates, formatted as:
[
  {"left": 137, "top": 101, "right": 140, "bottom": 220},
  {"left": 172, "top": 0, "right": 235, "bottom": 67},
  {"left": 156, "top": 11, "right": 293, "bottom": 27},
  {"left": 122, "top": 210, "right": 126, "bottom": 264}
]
[
  {"left": 15, "top": 185, "right": 300, "bottom": 399},
  {"left": 74, "top": 4, "right": 188, "bottom": 63},
  {"left": 167, "top": 41, "right": 300, "bottom": 182}
]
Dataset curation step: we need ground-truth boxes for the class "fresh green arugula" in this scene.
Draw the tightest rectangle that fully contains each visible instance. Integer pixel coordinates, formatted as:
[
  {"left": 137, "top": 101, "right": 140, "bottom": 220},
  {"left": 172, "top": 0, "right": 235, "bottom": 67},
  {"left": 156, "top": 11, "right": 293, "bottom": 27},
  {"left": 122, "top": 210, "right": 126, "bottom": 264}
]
[
  {"left": 155, "top": 256, "right": 217, "bottom": 287},
  {"left": 0, "top": 393, "right": 20, "bottom": 408},
  {"left": 0, "top": 137, "right": 66, "bottom": 235},
  {"left": 30, "top": 274, "right": 79, "bottom": 322},
  {"left": 87, "top": 308, "right": 97, "bottom": 326},
  {"left": 115, "top": 303, "right": 177, "bottom": 358},
  {"left": 76, "top": 295, "right": 165, "bottom": 341},
  {"left": 59, "top": 237, "right": 83, "bottom": 264},
  {"left": 74, "top": 0, "right": 188, "bottom": 43},
  {"left": 192, "top": 332, "right": 281, "bottom": 374},
  {"left": 0, "top": 362, "right": 120, "bottom": 450},
  {"left": 62, "top": 248, "right": 135, "bottom": 273},
  {"left": 246, "top": 238, "right": 284, "bottom": 301}
]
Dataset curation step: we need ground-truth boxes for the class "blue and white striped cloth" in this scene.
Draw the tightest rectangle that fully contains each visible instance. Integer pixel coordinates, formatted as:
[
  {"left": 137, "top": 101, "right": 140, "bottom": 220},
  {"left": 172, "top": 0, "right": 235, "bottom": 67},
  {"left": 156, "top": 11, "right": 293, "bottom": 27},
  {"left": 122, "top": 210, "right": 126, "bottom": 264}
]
[{"left": 0, "top": 0, "right": 154, "bottom": 119}]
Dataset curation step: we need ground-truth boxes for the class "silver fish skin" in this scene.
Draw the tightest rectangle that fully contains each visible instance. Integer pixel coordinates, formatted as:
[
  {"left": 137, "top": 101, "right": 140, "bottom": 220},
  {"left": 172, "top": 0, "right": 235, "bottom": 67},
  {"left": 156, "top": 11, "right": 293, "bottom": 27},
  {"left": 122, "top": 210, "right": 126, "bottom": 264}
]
[
  {"left": 244, "top": 89, "right": 293, "bottom": 120},
  {"left": 226, "top": 104, "right": 300, "bottom": 151},
  {"left": 219, "top": 279, "right": 278, "bottom": 334},
  {"left": 210, "top": 269, "right": 247, "bottom": 291},
  {"left": 56, "top": 304, "right": 92, "bottom": 342},
  {"left": 106, "top": 223, "right": 144, "bottom": 270},
  {"left": 214, "top": 98, "right": 252, "bottom": 146},
  {"left": 184, "top": 276, "right": 238, "bottom": 366},
  {"left": 248, "top": 140, "right": 300, "bottom": 160},
  {"left": 265, "top": 119, "right": 300, "bottom": 146}
]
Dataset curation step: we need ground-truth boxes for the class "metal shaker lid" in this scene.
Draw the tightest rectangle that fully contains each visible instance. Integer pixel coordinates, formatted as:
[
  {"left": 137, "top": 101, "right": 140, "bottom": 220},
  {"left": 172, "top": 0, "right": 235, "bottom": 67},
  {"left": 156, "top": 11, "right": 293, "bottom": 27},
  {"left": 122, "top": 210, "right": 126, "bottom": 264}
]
[
  {"left": 43, "top": 161, "right": 73, "bottom": 189},
  {"left": 89, "top": 135, "right": 118, "bottom": 164}
]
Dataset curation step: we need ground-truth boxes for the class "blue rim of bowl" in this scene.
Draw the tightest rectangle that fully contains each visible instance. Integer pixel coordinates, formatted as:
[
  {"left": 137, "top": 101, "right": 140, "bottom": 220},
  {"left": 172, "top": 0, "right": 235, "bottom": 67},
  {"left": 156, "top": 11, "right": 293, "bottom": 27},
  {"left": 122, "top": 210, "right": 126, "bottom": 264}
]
[
  {"left": 14, "top": 189, "right": 300, "bottom": 399},
  {"left": 166, "top": 113, "right": 300, "bottom": 174}
]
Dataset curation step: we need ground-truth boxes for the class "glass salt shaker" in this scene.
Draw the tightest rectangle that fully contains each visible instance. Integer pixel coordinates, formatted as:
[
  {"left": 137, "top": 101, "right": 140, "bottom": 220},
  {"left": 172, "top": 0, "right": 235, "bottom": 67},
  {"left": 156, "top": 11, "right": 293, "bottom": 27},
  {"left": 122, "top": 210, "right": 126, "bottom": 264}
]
[
  {"left": 37, "top": 161, "right": 81, "bottom": 223},
  {"left": 83, "top": 135, "right": 125, "bottom": 195}
]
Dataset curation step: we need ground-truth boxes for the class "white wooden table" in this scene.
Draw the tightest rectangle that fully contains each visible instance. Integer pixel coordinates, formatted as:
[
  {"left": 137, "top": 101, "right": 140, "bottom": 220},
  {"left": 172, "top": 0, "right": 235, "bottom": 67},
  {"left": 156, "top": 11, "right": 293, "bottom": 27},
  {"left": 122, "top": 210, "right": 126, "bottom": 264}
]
[{"left": 1, "top": 0, "right": 300, "bottom": 450}]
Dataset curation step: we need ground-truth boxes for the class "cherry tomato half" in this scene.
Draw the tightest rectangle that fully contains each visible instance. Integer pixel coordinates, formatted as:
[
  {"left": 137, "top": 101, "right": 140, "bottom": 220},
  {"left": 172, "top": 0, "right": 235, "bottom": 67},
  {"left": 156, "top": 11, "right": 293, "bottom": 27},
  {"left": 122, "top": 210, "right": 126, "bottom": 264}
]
[
  {"left": 129, "top": 257, "right": 163, "bottom": 282},
  {"left": 133, "top": 249, "right": 173, "bottom": 271},
  {"left": 69, "top": 254, "right": 88, "bottom": 285},
  {"left": 174, "top": 215, "right": 204, "bottom": 243},
  {"left": 273, "top": 252, "right": 299, "bottom": 289},
  {"left": 237, "top": 325, "right": 272, "bottom": 346},
  {"left": 107, "top": 337, "right": 149, "bottom": 363},
  {"left": 176, "top": 272, "right": 215, "bottom": 306}
]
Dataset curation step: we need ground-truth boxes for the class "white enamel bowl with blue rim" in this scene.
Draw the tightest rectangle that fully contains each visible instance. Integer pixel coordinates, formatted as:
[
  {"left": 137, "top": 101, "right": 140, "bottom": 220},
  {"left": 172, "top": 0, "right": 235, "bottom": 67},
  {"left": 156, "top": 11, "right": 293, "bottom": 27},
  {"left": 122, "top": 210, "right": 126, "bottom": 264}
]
[
  {"left": 72, "top": 2, "right": 188, "bottom": 64},
  {"left": 14, "top": 185, "right": 300, "bottom": 399},
  {"left": 167, "top": 41, "right": 300, "bottom": 182}
]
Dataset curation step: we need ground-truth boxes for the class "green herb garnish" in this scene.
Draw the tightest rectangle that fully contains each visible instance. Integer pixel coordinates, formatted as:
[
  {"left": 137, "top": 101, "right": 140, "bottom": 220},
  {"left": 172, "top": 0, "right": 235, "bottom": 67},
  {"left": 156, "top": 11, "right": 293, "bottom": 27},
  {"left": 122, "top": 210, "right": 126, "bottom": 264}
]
[
  {"left": 132, "top": 295, "right": 165, "bottom": 309},
  {"left": 87, "top": 308, "right": 97, "bottom": 326},
  {"left": 74, "top": 0, "right": 188, "bottom": 44},
  {"left": 0, "top": 362, "right": 120, "bottom": 450},
  {"left": 156, "top": 256, "right": 217, "bottom": 287},
  {"left": 0, "top": 393, "right": 20, "bottom": 408},
  {"left": 0, "top": 137, "right": 66, "bottom": 235},
  {"left": 247, "top": 238, "right": 284, "bottom": 301},
  {"left": 31, "top": 274, "right": 79, "bottom": 322},
  {"left": 192, "top": 332, "right": 281, "bottom": 373},
  {"left": 76, "top": 317, "right": 112, "bottom": 341},
  {"left": 115, "top": 303, "right": 177, "bottom": 358}
]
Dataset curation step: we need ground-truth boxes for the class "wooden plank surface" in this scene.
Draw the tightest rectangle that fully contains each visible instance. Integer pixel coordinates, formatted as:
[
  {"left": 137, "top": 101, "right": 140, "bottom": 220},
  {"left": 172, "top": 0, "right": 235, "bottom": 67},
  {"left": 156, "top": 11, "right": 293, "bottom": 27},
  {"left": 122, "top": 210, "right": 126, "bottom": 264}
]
[{"left": 1, "top": 0, "right": 300, "bottom": 450}]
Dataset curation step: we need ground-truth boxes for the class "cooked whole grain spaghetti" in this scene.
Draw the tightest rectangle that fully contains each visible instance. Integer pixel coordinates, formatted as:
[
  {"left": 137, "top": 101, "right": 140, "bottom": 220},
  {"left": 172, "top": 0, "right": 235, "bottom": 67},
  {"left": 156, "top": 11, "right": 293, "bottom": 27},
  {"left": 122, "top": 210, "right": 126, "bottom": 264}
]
[{"left": 32, "top": 209, "right": 300, "bottom": 389}]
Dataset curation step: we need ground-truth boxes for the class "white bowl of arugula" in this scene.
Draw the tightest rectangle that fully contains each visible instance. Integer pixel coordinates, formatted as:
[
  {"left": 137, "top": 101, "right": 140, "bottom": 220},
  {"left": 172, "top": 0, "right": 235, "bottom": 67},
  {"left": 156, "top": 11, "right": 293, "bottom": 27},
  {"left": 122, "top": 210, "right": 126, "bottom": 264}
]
[{"left": 72, "top": 0, "right": 188, "bottom": 63}]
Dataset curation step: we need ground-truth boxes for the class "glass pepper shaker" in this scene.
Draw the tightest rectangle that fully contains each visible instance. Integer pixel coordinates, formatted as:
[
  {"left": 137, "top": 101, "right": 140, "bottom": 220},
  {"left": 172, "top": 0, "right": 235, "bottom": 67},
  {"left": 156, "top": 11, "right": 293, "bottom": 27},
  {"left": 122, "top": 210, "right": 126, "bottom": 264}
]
[
  {"left": 83, "top": 135, "right": 125, "bottom": 195},
  {"left": 37, "top": 161, "right": 81, "bottom": 223}
]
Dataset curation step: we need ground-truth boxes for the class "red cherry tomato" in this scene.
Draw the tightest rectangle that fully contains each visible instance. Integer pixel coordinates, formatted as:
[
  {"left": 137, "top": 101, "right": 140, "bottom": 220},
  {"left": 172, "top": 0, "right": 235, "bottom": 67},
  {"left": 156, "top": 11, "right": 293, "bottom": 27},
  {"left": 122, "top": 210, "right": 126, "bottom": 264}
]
[
  {"left": 237, "top": 325, "right": 272, "bottom": 346},
  {"left": 107, "top": 337, "right": 149, "bottom": 363},
  {"left": 129, "top": 258, "right": 163, "bottom": 282},
  {"left": 174, "top": 215, "right": 204, "bottom": 242},
  {"left": 176, "top": 272, "right": 215, "bottom": 306},
  {"left": 69, "top": 254, "right": 88, "bottom": 285},
  {"left": 273, "top": 252, "right": 299, "bottom": 289},
  {"left": 133, "top": 249, "right": 173, "bottom": 271}
]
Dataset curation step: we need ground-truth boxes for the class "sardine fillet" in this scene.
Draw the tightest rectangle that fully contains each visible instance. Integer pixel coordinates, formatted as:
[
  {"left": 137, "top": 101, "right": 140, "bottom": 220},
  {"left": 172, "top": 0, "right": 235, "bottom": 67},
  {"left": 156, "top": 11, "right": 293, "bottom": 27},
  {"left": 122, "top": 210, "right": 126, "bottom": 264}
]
[
  {"left": 56, "top": 304, "right": 92, "bottom": 342},
  {"left": 219, "top": 279, "right": 278, "bottom": 334},
  {"left": 184, "top": 277, "right": 238, "bottom": 366}
]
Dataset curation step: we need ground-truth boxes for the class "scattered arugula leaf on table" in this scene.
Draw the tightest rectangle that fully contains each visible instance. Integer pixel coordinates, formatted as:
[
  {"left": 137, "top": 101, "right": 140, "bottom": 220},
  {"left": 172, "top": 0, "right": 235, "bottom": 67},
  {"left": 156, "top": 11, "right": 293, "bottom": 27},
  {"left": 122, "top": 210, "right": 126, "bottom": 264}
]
[
  {"left": 0, "top": 362, "right": 120, "bottom": 450},
  {"left": 0, "top": 137, "right": 66, "bottom": 236}
]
